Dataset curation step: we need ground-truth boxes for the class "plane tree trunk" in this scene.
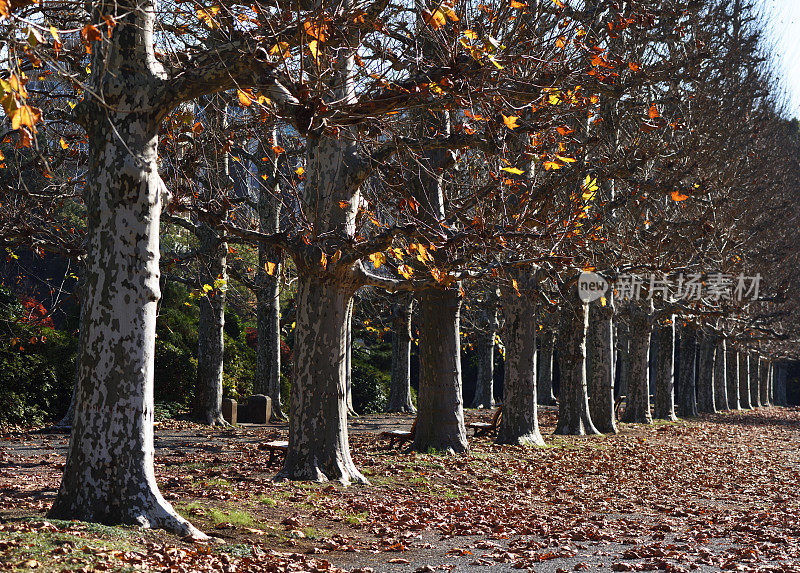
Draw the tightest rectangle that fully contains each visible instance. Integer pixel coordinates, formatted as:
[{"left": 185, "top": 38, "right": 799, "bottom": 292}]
[
  {"left": 537, "top": 313, "right": 557, "bottom": 405},
  {"left": 472, "top": 291, "right": 499, "bottom": 409},
  {"left": 555, "top": 282, "right": 599, "bottom": 435},
  {"left": 194, "top": 223, "right": 228, "bottom": 426},
  {"left": 496, "top": 271, "right": 544, "bottom": 446},
  {"left": 739, "top": 351, "right": 752, "bottom": 409},
  {"left": 587, "top": 295, "right": 616, "bottom": 433},
  {"left": 255, "top": 129, "right": 285, "bottom": 421},
  {"left": 676, "top": 323, "right": 698, "bottom": 417},
  {"left": 653, "top": 315, "right": 677, "bottom": 421},
  {"left": 48, "top": 0, "right": 205, "bottom": 536},
  {"left": 621, "top": 301, "right": 652, "bottom": 424},
  {"left": 696, "top": 330, "right": 716, "bottom": 414},
  {"left": 749, "top": 353, "right": 761, "bottom": 407},
  {"left": 714, "top": 339, "right": 728, "bottom": 411},
  {"left": 725, "top": 344, "right": 740, "bottom": 410},
  {"left": 387, "top": 294, "right": 416, "bottom": 413},
  {"left": 760, "top": 358, "right": 771, "bottom": 407}
]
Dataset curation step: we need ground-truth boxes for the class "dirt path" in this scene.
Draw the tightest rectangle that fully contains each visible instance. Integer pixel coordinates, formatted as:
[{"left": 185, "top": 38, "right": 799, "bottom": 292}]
[{"left": 2, "top": 407, "right": 800, "bottom": 572}]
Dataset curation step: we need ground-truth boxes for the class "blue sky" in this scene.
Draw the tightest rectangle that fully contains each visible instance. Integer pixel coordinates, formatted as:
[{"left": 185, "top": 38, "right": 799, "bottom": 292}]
[{"left": 762, "top": 0, "right": 800, "bottom": 117}]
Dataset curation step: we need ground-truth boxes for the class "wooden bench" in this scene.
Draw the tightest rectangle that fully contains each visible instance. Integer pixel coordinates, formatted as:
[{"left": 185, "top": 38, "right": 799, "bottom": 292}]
[
  {"left": 380, "top": 418, "right": 417, "bottom": 449},
  {"left": 259, "top": 440, "right": 288, "bottom": 465},
  {"left": 467, "top": 406, "right": 502, "bottom": 437}
]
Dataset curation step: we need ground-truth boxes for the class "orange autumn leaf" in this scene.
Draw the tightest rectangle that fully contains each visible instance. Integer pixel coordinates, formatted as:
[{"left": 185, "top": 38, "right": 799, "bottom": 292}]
[
  {"left": 648, "top": 103, "right": 660, "bottom": 119},
  {"left": 237, "top": 89, "right": 253, "bottom": 107},
  {"left": 671, "top": 190, "right": 689, "bottom": 202},
  {"left": 10, "top": 106, "right": 41, "bottom": 130},
  {"left": 557, "top": 126, "right": 574, "bottom": 136},
  {"left": 629, "top": 61, "right": 640, "bottom": 72},
  {"left": 502, "top": 114, "right": 520, "bottom": 130},
  {"left": 271, "top": 145, "right": 284, "bottom": 155},
  {"left": 81, "top": 24, "right": 103, "bottom": 43}
]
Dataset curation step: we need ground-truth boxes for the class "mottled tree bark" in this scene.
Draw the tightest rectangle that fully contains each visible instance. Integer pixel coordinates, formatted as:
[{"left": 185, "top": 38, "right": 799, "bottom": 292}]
[
  {"left": 749, "top": 353, "right": 761, "bottom": 408},
  {"left": 49, "top": 0, "right": 203, "bottom": 536},
  {"left": 194, "top": 223, "right": 228, "bottom": 426},
  {"left": 496, "top": 272, "right": 544, "bottom": 446},
  {"left": 387, "top": 294, "right": 415, "bottom": 413},
  {"left": 537, "top": 319, "right": 557, "bottom": 405},
  {"left": 472, "top": 292, "right": 499, "bottom": 409},
  {"left": 588, "top": 297, "right": 616, "bottom": 433},
  {"left": 413, "top": 287, "right": 468, "bottom": 453},
  {"left": 739, "top": 352, "right": 752, "bottom": 409},
  {"left": 676, "top": 323, "right": 698, "bottom": 418},
  {"left": 725, "top": 345, "right": 740, "bottom": 410},
  {"left": 759, "top": 358, "right": 771, "bottom": 407},
  {"left": 276, "top": 276, "right": 365, "bottom": 484},
  {"left": 555, "top": 285, "right": 599, "bottom": 435},
  {"left": 713, "top": 339, "right": 728, "bottom": 411},
  {"left": 622, "top": 302, "right": 652, "bottom": 424},
  {"left": 653, "top": 316, "right": 677, "bottom": 421},
  {"left": 696, "top": 331, "right": 716, "bottom": 414},
  {"left": 255, "top": 128, "right": 285, "bottom": 421}
]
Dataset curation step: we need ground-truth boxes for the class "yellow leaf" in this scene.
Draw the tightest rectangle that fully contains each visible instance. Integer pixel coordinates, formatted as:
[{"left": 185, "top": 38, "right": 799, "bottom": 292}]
[
  {"left": 397, "top": 264, "right": 413, "bottom": 279},
  {"left": 501, "top": 166, "right": 524, "bottom": 175},
  {"left": 49, "top": 25, "right": 60, "bottom": 43},
  {"left": 202, "top": 283, "right": 213, "bottom": 293},
  {"left": 265, "top": 261, "right": 276, "bottom": 275},
  {"left": 197, "top": 7, "right": 220, "bottom": 28},
  {"left": 511, "top": 278, "right": 521, "bottom": 296},
  {"left": 464, "top": 29, "right": 478, "bottom": 39},
  {"left": 543, "top": 160, "right": 562, "bottom": 171},
  {"left": 10, "top": 106, "right": 41, "bottom": 130},
  {"left": 308, "top": 40, "right": 320, "bottom": 59},
  {"left": 369, "top": 252, "right": 386, "bottom": 269},
  {"left": 502, "top": 114, "right": 519, "bottom": 130},
  {"left": 295, "top": 166, "right": 305, "bottom": 176},
  {"left": 59, "top": 137, "right": 68, "bottom": 149},
  {"left": 555, "top": 155, "right": 576, "bottom": 163}
]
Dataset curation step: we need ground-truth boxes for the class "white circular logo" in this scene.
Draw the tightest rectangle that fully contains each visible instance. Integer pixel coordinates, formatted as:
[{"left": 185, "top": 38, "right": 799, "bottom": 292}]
[{"left": 578, "top": 271, "right": 609, "bottom": 302}]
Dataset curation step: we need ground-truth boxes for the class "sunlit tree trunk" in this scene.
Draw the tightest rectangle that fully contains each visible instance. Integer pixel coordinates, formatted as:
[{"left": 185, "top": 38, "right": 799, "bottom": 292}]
[
  {"left": 759, "top": 358, "right": 771, "bottom": 407},
  {"left": 49, "top": 0, "right": 204, "bottom": 536}
]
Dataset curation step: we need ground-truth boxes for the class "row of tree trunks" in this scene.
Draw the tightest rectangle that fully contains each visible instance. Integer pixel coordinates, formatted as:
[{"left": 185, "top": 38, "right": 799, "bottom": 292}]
[{"left": 714, "top": 340, "right": 729, "bottom": 411}]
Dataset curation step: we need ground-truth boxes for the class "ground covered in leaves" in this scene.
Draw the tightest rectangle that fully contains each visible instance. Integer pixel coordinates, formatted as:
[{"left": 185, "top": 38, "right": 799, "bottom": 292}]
[{"left": 2, "top": 407, "right": 800, "bottom": 572}]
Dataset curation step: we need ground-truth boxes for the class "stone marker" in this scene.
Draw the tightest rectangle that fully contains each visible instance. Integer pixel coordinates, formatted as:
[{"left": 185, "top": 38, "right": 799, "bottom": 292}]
[
  {"left": 237, "top": 394, "right": 271, "bottom": 424},
  {"left": 222, "top": 398, "right": 237, "bottom": 425}
]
